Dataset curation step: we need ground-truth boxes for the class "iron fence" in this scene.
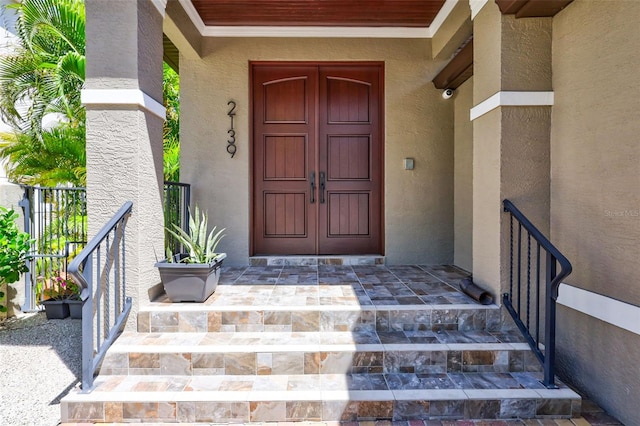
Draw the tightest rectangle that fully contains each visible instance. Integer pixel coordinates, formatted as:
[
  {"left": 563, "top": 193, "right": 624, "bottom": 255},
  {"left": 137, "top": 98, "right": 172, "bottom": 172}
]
[
  {"left": 20, "top": 183, "right": 190, "bottom": 312},
  {"left": 164, "top": 181, "right": 191, "bottom": 255},
  {"left": 19, "top": 186, "right": 87, "bottom": 312}
]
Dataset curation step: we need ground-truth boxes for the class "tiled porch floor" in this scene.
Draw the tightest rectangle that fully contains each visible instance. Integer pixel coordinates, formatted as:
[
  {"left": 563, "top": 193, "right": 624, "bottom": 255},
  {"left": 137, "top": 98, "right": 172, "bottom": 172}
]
[{"left": 153, "top": 265, "right": 479, "bottom": 307}]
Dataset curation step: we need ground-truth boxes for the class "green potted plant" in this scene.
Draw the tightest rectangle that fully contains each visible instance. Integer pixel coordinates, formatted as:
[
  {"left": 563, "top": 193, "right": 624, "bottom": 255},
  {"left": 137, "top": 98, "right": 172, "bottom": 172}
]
[
  {"left": 40, "top": 275, "right": 69, "bottom": 319},
  {"left": 0, "top": 207, "right": 31, "bottom": 318},
  {"left": 155, "top": 205, "right": 226, "bottom": 302}
]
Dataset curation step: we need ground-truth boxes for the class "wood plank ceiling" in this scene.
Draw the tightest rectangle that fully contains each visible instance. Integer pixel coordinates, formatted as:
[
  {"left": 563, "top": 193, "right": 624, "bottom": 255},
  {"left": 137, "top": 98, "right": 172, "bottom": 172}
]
[{"left": 190, "top": 0, "right": 447, "bottom": 27}]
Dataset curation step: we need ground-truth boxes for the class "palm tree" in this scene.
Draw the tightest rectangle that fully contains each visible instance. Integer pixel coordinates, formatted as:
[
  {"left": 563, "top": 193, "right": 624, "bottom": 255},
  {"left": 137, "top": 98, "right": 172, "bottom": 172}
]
[
  {"left": 0, "top": 125, "right": 85, "bottom": 186},
  {"left": 0, "top": 0, "right": 85, "bottom": 186},
  {"left": 0, "top": 0, "right": 179, "bottom": 186},
  {"left": 0, "top": 0, "right": 85, "bottom": 135},
  {"left": 163, "top": 63, "right": 180, "bottom": 182}
]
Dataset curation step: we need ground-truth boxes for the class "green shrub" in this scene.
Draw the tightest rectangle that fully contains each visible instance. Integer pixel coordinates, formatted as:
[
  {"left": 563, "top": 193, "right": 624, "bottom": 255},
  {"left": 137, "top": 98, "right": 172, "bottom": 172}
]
[{"left": 0, "top": 207, "right": 32, "bottom": 313}]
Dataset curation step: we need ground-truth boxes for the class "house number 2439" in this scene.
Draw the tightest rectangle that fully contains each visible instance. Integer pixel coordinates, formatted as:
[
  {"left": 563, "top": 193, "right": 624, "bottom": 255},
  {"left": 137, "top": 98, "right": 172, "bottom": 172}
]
[{"left": 227, "top": 100, "right": 237, "bottom": 158}]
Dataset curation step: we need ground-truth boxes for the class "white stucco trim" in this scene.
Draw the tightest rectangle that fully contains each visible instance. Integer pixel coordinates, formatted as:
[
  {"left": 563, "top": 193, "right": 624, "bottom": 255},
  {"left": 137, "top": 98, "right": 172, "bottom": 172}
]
[
  {"left": 469, "top": 91, "right": 554, "bottom": 121},
  {"left": 151, "top": 0, "right": 167, "bottom": 17},
  {"left": 470, "top": 0, "right": 489, "bottom": 19},
  {"left": 178, "top": 0, "right": 206, "bottom": 34},
  {"left": 81, "top": 89, "right": 166, "bottom": 120},
  {"left": 428, "top": 0, "right": 459, "bottom": 36},
  {"left": 179, "top": 0, "right": 455, "bottom": 39},
  {"left": 201, "top": 26, "right": 431, "bottom": 38},
  {"left": 557, "top": 283, "right": 640, "bottom": 336}
]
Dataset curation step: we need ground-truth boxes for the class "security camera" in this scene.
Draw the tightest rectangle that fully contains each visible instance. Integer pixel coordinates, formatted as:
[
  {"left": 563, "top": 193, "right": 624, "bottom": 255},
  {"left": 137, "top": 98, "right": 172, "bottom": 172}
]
[{"left": 442, "top": 88, "right": 455, "bottom": 99}]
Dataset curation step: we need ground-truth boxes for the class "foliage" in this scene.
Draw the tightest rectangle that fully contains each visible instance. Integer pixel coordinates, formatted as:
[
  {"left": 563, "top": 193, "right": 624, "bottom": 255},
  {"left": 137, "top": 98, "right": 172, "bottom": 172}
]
[
  {"left": 0, "top": 0, "right": 85, "bottom": 135},
  {"left": 163, "top": 63, "right": 180, "bottom": 181},
  {"left": 0, "top": 207, "right": 32, "bottom": 313},
  {"left": 0, "top": 0, "right": 179, "bottom": 186},
  {"left": 0, "top": 124, "right": 85, "bottom": 186},
  {"left": 0, "top": 0, "right": 85, "bottom": 186},
  {"left": 163, "top": 138, "right": 180, "bottom": 183},
  {"left": 41, "top": 272, "right": 79, "bottom": 301},
  {"left": 165, "top": 205, "right": 225, "bottom": 264}
]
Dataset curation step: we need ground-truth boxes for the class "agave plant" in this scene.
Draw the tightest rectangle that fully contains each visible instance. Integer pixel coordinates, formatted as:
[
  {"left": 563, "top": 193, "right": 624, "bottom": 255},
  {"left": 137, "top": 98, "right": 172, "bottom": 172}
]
[{"left": 165, "top": 206, "right": 225, "bottom": 264}]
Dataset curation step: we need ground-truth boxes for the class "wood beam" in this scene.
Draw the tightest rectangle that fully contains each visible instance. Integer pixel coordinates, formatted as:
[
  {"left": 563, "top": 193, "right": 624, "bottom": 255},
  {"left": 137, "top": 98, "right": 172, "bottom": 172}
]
[
  {"left": 432, "top": 39, "right": 473, "bottom": 90},
  {"left": 495, "top": 0, "right": 574, "bottom": 18}
]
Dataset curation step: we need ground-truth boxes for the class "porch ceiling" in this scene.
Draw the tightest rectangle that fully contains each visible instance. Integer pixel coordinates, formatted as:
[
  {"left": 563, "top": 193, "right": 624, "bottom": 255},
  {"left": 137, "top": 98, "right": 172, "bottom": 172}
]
[{"left": 190, "top": 0, "right": 447, "bottom": 27}]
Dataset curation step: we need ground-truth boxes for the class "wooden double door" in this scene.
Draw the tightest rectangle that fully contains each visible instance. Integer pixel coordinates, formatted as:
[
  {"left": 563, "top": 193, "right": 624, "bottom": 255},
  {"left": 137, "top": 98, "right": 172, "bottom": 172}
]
[{"left": 252, "top": 63, "right": 384, "bottom": 255}]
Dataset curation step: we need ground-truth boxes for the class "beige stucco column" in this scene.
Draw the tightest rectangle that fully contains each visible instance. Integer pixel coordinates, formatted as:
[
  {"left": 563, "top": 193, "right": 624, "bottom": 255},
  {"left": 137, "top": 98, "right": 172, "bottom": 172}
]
[
  {"left": 83, "top": 0, "right": 166, "bottom": 326},
  {"left": 471, "top": 2, "right": 553, "bottom": 302}
]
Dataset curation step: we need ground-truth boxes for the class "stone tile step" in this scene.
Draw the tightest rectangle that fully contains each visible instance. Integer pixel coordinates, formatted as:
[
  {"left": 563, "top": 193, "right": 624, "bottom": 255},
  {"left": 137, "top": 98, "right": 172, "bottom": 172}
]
[
  {"left": 61, "top": 373, "right": 581, "bottom": 422},
  {"left": 101, "top": 331, "right": 538, "bottom": 376},
  {"left": 137, "top": 303, "right": 501, "bottom": 334}
]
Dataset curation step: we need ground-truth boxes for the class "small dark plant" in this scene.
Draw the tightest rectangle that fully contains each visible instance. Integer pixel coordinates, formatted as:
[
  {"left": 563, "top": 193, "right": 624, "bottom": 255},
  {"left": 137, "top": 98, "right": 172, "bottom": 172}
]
[{"left": 0, "top": 207, "right": 32, "bottom": 313}]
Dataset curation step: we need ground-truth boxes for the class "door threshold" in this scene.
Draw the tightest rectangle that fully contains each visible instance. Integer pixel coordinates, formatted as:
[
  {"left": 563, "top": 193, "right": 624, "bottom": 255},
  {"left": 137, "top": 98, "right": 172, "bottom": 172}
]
[{"left": 249, "top": 255, "right": 385, "bottom": 266}]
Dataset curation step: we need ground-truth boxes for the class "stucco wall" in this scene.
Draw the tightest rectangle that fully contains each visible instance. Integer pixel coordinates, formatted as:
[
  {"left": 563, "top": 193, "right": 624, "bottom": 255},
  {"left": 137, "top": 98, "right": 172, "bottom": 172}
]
[
  {"left": 551, "top": 1, "right": 640, "bottom": 424},
  {"left": 180, "top": 38, "right": 454, "bottom": 265},
  {"left": 85, "top": 0, "right": 166, "bottom": 323},
  {"left": 472, "top": 3, "right": 552, "bottom": 301},
  {"left": 453, "top": 78, "right": 473, "bottom": 272}
]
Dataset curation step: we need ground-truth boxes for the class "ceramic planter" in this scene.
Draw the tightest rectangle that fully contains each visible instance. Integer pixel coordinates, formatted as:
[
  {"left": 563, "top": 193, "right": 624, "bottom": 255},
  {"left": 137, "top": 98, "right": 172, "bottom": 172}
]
[
  {"left": 42, "top": 299, "right": 69, "bottom": 319},
  {"left": 155, "top": 253, "right": 226, "bottom": 302}
]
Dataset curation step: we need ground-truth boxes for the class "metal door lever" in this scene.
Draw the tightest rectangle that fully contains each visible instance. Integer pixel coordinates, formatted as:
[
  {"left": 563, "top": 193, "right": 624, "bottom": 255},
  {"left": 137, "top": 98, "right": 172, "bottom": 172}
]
[
  {"left": 319, "top": 172, "right": 326, "bottom": 204},
  {"left": 310, "top": 171, "right": 316, "bottom": 204}
]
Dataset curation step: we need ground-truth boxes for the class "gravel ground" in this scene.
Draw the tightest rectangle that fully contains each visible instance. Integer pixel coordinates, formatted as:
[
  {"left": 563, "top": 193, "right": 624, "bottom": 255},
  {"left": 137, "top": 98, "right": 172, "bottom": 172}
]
[{"left": 0, "top": 312, "right": 82, "bottom": 426}]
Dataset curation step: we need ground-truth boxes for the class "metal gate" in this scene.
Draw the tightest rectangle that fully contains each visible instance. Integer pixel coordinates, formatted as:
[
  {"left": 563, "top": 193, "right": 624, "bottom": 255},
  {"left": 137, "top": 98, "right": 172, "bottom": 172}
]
[
  {"left": 20, "top": 186, "right": 87, "bottom": 312},
  {"left": 20, "top": 182, "right": 190, "bottom": 312}
]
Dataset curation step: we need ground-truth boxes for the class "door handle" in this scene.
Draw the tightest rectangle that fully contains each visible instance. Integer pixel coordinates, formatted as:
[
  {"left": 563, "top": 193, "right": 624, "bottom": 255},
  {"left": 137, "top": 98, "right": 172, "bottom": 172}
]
[
  {"left": 310, "top": 171, "right": 316, "bottom": 204},
  {"left": 319, "top": 172, "right": 326, "bottom": 204}
]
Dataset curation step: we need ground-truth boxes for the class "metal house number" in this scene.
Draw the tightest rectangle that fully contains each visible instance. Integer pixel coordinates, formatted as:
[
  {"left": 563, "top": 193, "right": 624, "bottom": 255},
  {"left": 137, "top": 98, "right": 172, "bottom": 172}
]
[{"left": 227, "top": 100, "right": 237, "bottom": 158}]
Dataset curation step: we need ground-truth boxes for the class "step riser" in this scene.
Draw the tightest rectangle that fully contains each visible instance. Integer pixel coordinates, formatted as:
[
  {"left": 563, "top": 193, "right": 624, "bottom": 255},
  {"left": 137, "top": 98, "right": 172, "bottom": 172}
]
[
  {"left": 101, "top": 349, "right": 542, "bottom": 376},
  {"left": 62, "top": 397, "right": 580, "bottom": 423},
  {"left": 138, "top": 307, "right": 501, "bottom": 334},
  {"left": 249, "top": 256, "right": 385, "bottom": 266}
]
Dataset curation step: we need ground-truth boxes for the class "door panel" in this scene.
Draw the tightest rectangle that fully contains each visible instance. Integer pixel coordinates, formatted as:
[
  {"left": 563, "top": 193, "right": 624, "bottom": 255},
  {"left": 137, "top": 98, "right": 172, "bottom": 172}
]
[
  {"left": 253, "top": 65, "right": 317, "bottom": 254},
  {"left": 318, "top": 65, "right": 382, "bottom": 254},
  {"left": 263, "top": 77, "right": 308, "bottom": 123},
  {"left": 264, "top": 135, "right": 307, "bottom": 180},
  {"left": 252, "top": 63, "right": 382, "bottom": 255},
  {"left": 328, "top": 192, "right": 370, "bottom": 236},
  {"left": 327, "top": 136, "right": 370, "bottom": 180},
  {"left": 264, "top": 192, "right": 307, "bottom": 236}
]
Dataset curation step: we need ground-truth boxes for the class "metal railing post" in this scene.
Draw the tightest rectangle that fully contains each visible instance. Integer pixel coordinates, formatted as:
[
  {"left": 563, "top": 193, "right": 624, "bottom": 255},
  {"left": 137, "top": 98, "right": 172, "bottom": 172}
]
[
  {"left": 18, "top": 189, "right": 33, "bottom": 312},
  {"left": 544, "top": 254, "right": 558, "bottom": 388},
  {"left": 502, "top": 199, "right": 572, "bottom": 389},
  {"left": 81, "top": 254, "right": 94, "bottom": 392}
]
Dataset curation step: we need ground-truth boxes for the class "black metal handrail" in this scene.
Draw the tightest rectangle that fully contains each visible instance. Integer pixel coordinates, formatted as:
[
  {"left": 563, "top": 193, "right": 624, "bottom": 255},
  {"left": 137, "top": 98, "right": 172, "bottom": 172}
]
[
  {"left": 68, "top": 202, "right": 133, "bottom": 392},
  {"left": 503, "top": 199, "right": 572, "bottom": 388}
]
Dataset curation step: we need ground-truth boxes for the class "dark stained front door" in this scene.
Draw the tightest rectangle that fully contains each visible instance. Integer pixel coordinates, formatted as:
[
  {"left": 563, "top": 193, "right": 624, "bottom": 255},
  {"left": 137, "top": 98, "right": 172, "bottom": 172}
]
[{"left": 252, "top": 63, "right": 383, "bottom": 255}]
